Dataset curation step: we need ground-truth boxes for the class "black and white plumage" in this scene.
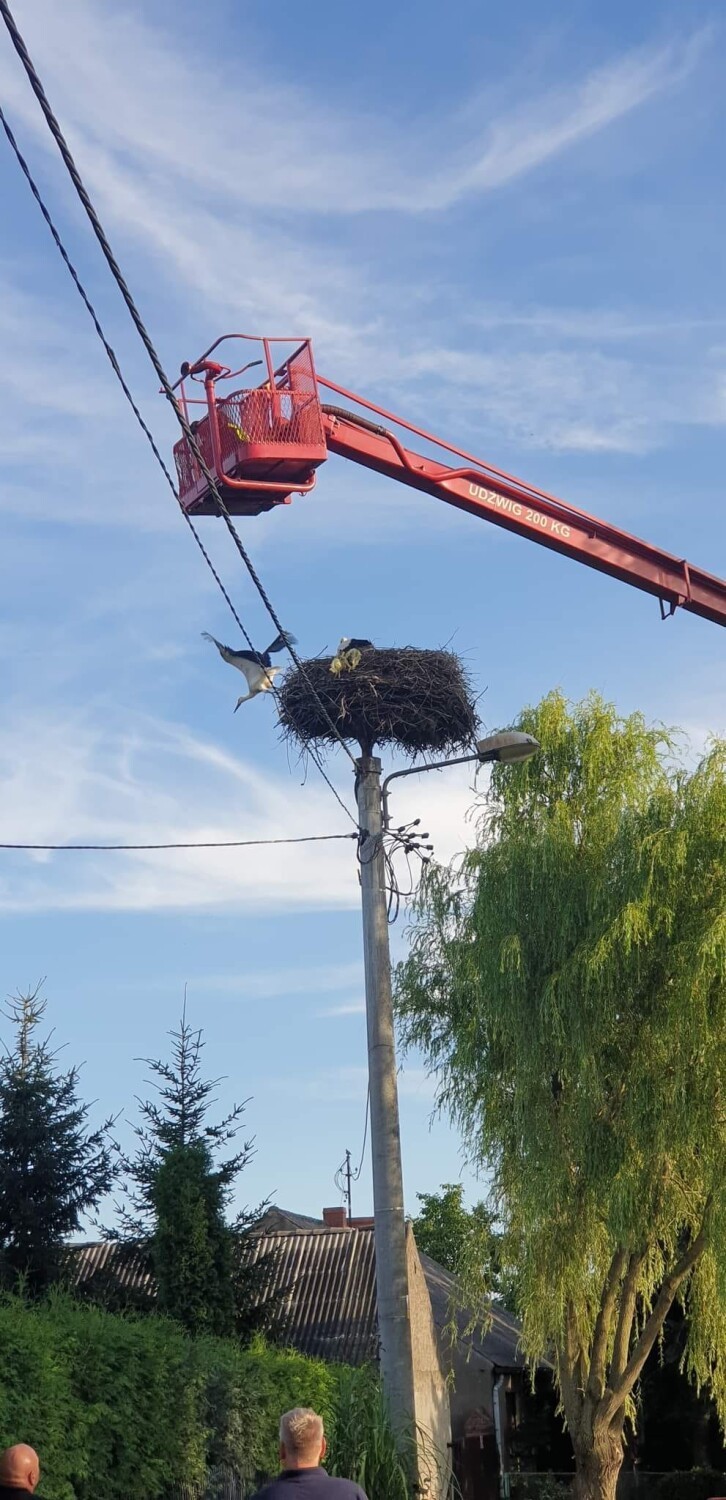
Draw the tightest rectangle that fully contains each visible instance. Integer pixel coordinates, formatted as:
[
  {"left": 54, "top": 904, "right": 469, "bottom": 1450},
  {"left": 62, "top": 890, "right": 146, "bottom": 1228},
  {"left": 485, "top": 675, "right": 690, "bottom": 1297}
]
[
  {"left": 202, "top": 630, "right": 297, "bottom": 711},
  {"left": 338, "top": 637, "right": 374, "bottom": 653}
]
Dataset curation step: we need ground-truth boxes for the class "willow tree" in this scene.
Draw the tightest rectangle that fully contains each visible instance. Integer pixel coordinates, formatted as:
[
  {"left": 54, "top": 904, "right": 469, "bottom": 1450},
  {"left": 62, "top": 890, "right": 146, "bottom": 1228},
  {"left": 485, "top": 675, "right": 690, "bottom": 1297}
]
[{"left": 396, "top": 691, "right": 726, "bottom": 1500}]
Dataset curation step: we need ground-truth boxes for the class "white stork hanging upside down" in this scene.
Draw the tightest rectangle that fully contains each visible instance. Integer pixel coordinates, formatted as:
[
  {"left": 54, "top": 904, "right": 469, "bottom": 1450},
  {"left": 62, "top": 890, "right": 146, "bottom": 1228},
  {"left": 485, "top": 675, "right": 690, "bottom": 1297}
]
[
  {"left": 330, "top": 637, "right": 374, "bottom": 675},
  {"left": 202, "top": 630, "right": 297, "bottom": 710}
]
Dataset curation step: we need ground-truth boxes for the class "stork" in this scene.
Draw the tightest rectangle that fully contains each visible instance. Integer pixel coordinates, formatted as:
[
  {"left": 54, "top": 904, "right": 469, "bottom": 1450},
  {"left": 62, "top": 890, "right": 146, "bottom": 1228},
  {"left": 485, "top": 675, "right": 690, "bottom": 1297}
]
[
  {"left": 330, "top": 637, "right": 374, "bottom": 675},
  {"left": 202, "top": 630, "right": 297, "bottom": 710}
]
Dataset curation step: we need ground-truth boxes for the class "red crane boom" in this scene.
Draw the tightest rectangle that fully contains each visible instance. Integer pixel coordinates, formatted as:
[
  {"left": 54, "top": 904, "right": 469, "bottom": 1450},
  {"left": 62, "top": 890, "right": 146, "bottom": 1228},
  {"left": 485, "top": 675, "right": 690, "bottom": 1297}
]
[{"left": 171, "top": 335, "right": 726, "bottom": 629}]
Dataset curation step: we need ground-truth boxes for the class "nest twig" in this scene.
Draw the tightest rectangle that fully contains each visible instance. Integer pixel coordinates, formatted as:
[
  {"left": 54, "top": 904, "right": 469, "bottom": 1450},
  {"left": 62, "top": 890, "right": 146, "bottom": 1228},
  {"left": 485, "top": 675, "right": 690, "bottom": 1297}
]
[{"left": 278, "top": 647, "right": 479, "bottom": 759}]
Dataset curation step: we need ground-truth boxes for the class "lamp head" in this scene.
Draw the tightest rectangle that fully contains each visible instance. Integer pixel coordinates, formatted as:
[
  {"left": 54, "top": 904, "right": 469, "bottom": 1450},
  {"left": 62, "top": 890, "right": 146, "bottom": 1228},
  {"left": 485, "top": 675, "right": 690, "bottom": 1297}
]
[{"left": 476, "top": 731, "right": 539, "bottom": 765}]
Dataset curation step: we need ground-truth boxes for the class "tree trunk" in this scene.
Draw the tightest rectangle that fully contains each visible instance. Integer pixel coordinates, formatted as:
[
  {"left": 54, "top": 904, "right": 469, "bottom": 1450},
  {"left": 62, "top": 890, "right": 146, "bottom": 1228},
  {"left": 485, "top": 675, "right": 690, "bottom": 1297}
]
[{"left": 572, "top": 1433, "right": 624, "bottom": 1500}]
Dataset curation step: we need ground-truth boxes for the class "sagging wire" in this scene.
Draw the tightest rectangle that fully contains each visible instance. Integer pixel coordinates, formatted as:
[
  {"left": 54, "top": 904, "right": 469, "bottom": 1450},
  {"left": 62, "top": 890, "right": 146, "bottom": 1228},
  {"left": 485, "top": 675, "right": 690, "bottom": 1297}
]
[
  {"left": 0, "top": 5, "right": 360, "bottom": 820},
  {"left": 0, "top": 833, "right": 358, "bottom": 853},
  {"left": 0, "top": 95, "right": 356, "bottom": 831}
]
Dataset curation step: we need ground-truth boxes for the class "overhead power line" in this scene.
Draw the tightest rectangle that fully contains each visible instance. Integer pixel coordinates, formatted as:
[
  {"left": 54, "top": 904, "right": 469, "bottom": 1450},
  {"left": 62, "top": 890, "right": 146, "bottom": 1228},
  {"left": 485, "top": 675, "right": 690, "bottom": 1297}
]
[
  {"left": 0, "top": 0, "right": 359, "bottom": 821},
  {"left": 0, "top": 99, "right": 355, "bottom": 829},
  {"left": 0, "top": 103, "right": 258, "bottom": 654},
  {"left": 0, "top": 833, "right": 357, "bottom": 853},
  {"left": 0, "top": 101, "right": 356, "bottom": 833}
]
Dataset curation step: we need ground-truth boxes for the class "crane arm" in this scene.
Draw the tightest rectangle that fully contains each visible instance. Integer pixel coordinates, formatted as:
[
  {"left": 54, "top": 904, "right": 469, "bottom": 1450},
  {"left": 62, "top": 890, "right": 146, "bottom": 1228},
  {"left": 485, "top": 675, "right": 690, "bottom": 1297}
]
[{"left": 319, "top": 393, "right": 726, "bottom": 629}]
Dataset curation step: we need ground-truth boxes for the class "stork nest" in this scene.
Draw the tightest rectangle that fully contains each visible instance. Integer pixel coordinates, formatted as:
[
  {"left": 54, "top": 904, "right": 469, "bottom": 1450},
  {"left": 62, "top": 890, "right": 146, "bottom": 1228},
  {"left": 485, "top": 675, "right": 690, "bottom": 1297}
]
[{"left": 278, "top": 647, "right": 479, "bottom": 759}]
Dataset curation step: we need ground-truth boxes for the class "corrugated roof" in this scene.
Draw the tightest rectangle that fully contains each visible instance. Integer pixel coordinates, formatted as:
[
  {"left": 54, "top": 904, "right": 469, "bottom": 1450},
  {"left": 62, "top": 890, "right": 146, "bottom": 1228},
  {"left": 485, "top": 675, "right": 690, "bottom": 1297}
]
[
  {"left": 71, "top": 1239, "right": 155, "bottom": 1297},
  {"left": 247, "top": 1229, "right": 379, "bottom": 1365},
  {"left": 419, "top": 1250, "right": 529, "bottom": 1371},
  {"left": 259, "top": 1207, "right": 327, "bottom": 1234},
  {"left": 70, "top": 1212, "right": 530, "bottom": 1371}
]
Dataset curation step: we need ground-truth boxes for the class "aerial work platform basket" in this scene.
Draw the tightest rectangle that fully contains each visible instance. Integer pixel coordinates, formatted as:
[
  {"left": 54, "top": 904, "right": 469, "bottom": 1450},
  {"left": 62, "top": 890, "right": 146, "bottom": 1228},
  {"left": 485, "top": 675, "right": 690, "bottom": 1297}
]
[{"left": 172, "top": 335, "right": 327, "bottom": 516}]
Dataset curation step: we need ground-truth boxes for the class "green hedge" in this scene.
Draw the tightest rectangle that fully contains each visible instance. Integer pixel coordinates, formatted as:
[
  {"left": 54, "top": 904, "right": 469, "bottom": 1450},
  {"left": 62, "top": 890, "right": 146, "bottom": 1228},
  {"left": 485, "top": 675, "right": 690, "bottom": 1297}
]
[{"left": 0, "top": 1294, "right": 366, "bottom": 1500}]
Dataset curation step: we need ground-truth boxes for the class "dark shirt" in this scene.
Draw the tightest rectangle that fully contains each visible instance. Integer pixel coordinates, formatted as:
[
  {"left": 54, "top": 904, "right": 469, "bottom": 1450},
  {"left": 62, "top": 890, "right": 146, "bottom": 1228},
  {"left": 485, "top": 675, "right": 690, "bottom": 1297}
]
[
  {"left": 0, "top": 1489, "right": 32, "bottom": 1500},
  {"left": 254, "top": 1468, "right": 367, "bottom": 1500}
]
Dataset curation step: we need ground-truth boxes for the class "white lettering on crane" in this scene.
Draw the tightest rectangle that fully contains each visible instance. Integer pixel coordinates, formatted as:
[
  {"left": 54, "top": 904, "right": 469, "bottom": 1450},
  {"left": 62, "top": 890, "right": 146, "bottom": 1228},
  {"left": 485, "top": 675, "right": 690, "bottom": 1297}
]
[{"left": 468, "top": 483, "right": 571, "bottom": 540}]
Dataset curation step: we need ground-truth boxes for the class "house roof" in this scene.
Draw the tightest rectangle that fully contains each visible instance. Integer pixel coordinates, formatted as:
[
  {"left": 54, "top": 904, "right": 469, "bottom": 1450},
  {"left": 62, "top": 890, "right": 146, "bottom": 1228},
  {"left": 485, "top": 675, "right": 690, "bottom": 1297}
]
[
  {"left": 71, "top": 1208, "right": 529, "bottom": 1372},
  {"left": 418, "top": 1249, "right": 529, "bottom": 1372},
  {"left": 256, "top": 1209, "right": 529, "bottom": 1372},
  {"left": 246, "top": 1226, "right": 379, "bottom": 1365},
  {"left": 260, "top": 1206, "right": 331, "bottom": 1235}
]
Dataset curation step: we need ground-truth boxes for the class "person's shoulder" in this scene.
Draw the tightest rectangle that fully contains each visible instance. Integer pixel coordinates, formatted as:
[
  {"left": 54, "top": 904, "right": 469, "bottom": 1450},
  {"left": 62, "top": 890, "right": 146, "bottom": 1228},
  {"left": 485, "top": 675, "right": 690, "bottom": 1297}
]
[
  {"left": 322, "top": 1476, "right": 368, "bottom": 1500},
  {"left": 250, "top": 1480, "right": 284, "bottom": 1500}
]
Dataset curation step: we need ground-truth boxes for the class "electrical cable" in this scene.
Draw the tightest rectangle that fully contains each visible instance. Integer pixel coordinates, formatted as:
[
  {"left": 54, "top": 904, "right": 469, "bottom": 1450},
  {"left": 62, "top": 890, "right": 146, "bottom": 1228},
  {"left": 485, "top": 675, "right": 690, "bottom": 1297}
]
[
  {"left": 351, "top": 1084, "right": 370, "bottom": 1181},
  {"left": 0, "top": 833, "right": 358, "bottom": 852},
  {"left": 0, "top": 86, "right": 357, "bottom": 828},
  {"left": 0, "top": 104, "right": 254, "bottom": 648},
  {"left": 357, "top": 820, "right": 433, "bottom": 924},
  {"left": 333, "top": 1082, "right": 370, "bottom": 1214},
  {"left": 0, "top": 2, "right": 359, "bottom": 790}
]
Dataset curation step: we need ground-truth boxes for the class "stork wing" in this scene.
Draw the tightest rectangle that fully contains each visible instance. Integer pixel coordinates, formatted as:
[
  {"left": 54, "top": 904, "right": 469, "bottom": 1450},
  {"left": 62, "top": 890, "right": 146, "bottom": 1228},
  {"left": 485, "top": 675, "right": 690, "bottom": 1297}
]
[
  {"left": 202, "top": 633, "right": 264, "bottom": 679},
  {"left": 232, "top": 657, "right": 264, "bottom": 690},
  {"left": 265, "top": 630, "right": 298, "bottom": 656}
]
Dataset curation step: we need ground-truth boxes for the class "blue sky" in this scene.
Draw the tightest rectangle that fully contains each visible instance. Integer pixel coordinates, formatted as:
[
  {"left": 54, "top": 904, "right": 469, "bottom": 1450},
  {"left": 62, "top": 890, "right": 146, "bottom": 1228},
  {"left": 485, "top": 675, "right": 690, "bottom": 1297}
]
[{"left": 0, "top": 0, "right": 724, "bottom": 1228}]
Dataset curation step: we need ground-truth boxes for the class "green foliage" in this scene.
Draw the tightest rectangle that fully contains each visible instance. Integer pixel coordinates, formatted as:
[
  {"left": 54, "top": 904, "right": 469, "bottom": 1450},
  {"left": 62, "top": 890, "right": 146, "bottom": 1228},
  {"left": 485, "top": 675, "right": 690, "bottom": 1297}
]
[
  {"left": 0, "top": 989, "right": 114, "bottom": 1298},
  {"left": 0, "top": 1293, "right": 204, "bottom": 1500},
  {"left": 152, "top": 1141, "right": 236, "bottom": 1337},
  {"left": 114, "top": 1010, "right": 267, "bottom": 1340},
  {"left": 234, "top": 1337, "right": 336, "bottom": 1479},
  {"left": 327, "top": 1365, "right": 418, "bottom": 1500},
  {"left": 413, "top": 1183, "right": 487, "bottom": 1274},
  {"left": 413, "top": 1182, "right": 518, "bottom": 1311},
  {"left": 117, "top": 1010, "right": 256, "bottom": 1233},
  {"left": 0, "top": 1294, "right": 384, "bottom": 1500},
  {"left": 396, "top": 691, "right": 726, "bottom": 1491}
]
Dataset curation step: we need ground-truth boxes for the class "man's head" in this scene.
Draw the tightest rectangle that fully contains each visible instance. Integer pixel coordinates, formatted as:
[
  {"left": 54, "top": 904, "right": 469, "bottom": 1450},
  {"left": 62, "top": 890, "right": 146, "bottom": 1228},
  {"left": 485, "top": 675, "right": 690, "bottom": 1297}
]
[
  {"left": 0, "top": 1446, "right": 40, "bottom": 1493},
  {"left": 279, "top": 1409, "right": 326, "bottom": 1471}
]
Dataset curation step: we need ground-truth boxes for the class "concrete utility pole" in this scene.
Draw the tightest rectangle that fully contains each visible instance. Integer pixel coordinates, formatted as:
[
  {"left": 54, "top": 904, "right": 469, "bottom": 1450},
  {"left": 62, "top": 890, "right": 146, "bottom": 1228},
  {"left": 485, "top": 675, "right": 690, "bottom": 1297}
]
[{"left": 356, "top": 754, "right": 417, "bottom": 1445}]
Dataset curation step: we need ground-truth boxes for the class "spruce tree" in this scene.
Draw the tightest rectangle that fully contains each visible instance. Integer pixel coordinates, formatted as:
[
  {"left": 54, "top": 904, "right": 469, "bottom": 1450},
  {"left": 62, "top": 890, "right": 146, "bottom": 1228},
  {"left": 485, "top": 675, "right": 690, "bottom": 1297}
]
[
  {"left": 117, "top": 1009, "right": 266, "bottom": 1339},
  {"left": 0, "top": 986, "right": 115, "bottom": 1297}
]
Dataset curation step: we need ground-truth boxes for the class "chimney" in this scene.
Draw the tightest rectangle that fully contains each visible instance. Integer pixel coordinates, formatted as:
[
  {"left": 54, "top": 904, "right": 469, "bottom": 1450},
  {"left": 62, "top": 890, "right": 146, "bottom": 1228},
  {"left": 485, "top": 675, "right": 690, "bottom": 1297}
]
[{"left": 322, "top": 1206, "right": 348, "bottom": 1229}]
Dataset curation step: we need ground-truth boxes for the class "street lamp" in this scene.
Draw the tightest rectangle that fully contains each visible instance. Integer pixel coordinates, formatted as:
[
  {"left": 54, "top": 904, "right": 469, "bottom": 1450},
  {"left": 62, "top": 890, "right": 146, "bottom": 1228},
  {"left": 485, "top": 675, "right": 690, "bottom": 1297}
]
[{"left": 381, "top": 729, "right": 539, "bottom": 828}]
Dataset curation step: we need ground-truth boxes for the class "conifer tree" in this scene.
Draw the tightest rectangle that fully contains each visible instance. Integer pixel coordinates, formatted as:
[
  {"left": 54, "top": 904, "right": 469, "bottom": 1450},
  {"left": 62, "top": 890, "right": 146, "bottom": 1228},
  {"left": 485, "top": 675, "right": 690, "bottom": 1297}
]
[
  {"left": 0, "top": 986, "right": 114, "bottom": 1297},
  {"left": 117, "top": 1009, "right": 265, "bottom": 1339}
]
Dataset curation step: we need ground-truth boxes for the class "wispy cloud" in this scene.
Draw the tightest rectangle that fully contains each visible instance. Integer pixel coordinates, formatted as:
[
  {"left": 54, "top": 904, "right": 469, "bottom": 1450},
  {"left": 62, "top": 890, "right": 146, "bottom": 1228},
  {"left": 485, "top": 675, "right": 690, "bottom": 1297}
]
[
  {"left": 184, "top": 963, "right": 364, "bottom": 1003},
  {"left": 469, "top": 305, "right": 726, "bottom": 343},
  {"left": 0, "top": 0, "right": 713, "bottom": 477},
  {"left": 432, "top": 33, "right": 706, "bottom": 206},
  {"left": 0, "top": 709, "right": 359, "bottom": 913},
  {"left": 269, "top": 1064, "right": 436, "bottom": 1104},
  {"left": 0, "top": 705, "right": 486, "bottom": 914},
  {"left": 389, "top": 331, "right": 726, "bottom": 455},
  {"left": 0, "top": 267, "right": 181, "bottom": 527},
  {"left": 317, "top": 1000, "right": 367, "bottom": 1019},
  {"left": 1, "top": 4, "right": 704, "bottom": 216},
  {"left": 0, "top": 1, "right": 706, "bottom": 363}
]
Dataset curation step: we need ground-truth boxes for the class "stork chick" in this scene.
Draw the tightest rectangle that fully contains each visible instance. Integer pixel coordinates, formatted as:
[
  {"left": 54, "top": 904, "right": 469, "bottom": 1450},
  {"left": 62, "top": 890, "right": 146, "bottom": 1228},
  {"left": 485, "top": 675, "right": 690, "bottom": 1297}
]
[
  {"left": 202, "top": 630, "right": 297, "bottom": 711},
  {"left": 330, "top": 636, "right": 374, "bottom": 675}
]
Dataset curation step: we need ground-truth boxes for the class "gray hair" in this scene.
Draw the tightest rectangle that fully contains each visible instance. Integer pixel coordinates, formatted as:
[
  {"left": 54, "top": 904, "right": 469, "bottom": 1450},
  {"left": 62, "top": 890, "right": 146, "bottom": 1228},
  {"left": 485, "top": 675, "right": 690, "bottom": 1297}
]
[{"left": 279, "top": 1408, "right": 324, "bottom": 1458}]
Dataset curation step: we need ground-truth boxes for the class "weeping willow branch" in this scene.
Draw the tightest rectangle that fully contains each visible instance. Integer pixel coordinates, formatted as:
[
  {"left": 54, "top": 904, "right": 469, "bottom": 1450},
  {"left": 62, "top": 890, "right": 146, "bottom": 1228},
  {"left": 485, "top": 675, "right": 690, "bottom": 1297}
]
[
  {"left": 603, "top": 1211, "right": 712, "bottom": 1423},
  {"left": 588, "top": 1248, "right": 628, "bottom": 1402},
  {"left": 610, "top": 1251, "right": 645, "bottom": 1388}
]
